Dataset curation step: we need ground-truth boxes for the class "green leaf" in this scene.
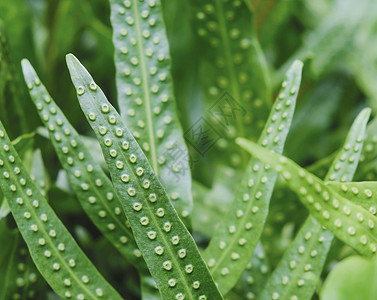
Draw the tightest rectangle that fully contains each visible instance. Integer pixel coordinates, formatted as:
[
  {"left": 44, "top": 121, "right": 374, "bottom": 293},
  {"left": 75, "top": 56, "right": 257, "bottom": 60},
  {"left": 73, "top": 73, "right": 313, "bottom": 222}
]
[
  {"left": 192, "top": 167, "right": 240, "bottom": 237},
  {"left": 202, "top": 60, "right": 302, "bottom": 295},
  {"left": 251, "top": 0, "right": 296, "bottom": 48},
  {"left": 0, "top": 134, "right": 38, "bottom": 220},
  {"left": 236, "top": 132, "right": 377, "bottom": 256},
  {"left": 0, "top": 21, "right": 29, "bottom": 137},
  {"left": 0, "top": 223, "right": 20, "bottom": 300},
  {"left": 0, "top": 148, "right": 50, "bottom": 299},
  {"left": 261, "top": 216, "right": 332, "bottom": 300},
  {"left": 109, "top": 0, "right": 193, "bottom": 225},
  {"left": 258, "top": 107, "right": 370, "bottom": 300},
  {"left": 238, "top": 242, "right": 270, "bottom": 300},
  {"left": 190, "top": 0, "right": 271, "bottom": 111},
  {"left": 0, "top": 225, "right": 44, "bottom": 300},
  {"left": 30, "top": 149, "right": 50, "bottom": 197},
  {"left": 326, "top": 181, "right": 377, "bottom": 214},
  {"left": 188, "top": 0, "right": 271, "bottom": 167},
  {"left": 66, "top": 53, "right": 223, "bottom": 300},
  {"left": 321, "top": 255, "right": 377, "bottom": 300},
  {"left": 0, "top": 121, "right": 123, "bottom": 299},
  {"left": 22, "top": 58, "right": 147, "bottom": 271},
  {"left": 325, "top": 108, "right": 371, "bottom": 182}
]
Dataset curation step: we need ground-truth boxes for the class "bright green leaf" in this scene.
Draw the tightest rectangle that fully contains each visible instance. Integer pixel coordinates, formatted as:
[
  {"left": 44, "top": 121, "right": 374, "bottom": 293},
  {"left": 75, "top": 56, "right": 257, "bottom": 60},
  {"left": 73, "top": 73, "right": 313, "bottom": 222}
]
[
  {"left": 202, "top": 60, "right": 302, "bottom": 295},
  {"left": 0, "top": 121, "right": 123, "bottom": 299},
  {"left": 237, "top": 133, "right": 377, "bottom": 256},
  {"left": 66, "top": 53, "right": 223, "bottom": 300},
  {"left": 321, "top": 255, "right": 377, "bottom": 300},
  {"left": 258, "top": 107, "right": 370, "bottom": 300},
  {"left": 109, "top": 0, "right": 193, "bottom": 226},
  {"left": 22, "top": 58, "right": 147, "bottom": 272}
]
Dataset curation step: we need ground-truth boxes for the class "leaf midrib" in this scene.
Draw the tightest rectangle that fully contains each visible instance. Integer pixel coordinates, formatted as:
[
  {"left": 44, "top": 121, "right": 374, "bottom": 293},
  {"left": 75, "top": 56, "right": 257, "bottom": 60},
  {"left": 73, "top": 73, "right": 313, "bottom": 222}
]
[
  {"left": 131, "top": 0, "right": 158, "bottom": 173},
  {"left": 279, "top": 219, "right": 325, "bottom": 300},
  {"left": 63, "top": 143, "right": 133, "bottom": 238},
  {"left": 29, "top": 82, "right": 136, "bottom": 245},
  {"left": 93, "top": 104, "right": 195, "bottom": 299},
  {"left": 5, "top": 166, "right": 99, "bottom": 299},
  {"left": 278, "top": 161, "right": 359, "bottom": 299},
  {"left": 208, "top": 160, "right": 269, "bottom": 277},
  {"left": 207, "top": 102, "right": 291, "bottom": 278}
]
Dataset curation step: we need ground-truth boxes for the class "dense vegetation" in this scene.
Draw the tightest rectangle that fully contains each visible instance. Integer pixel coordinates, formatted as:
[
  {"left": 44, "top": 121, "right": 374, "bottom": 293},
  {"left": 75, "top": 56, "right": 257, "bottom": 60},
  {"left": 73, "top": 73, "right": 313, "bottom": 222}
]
[{"left": 1, "top": 0, "right": 377, "bottom": 299}]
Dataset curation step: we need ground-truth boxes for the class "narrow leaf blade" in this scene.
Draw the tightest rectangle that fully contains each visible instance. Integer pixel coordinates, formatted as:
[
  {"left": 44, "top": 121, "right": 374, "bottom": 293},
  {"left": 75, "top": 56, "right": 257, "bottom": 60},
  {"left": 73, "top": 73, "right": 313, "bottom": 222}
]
[
  {"left": 202, "top": 60, "right": 303, "bottom": 295},
  {"left": 66, "top": 53, "right": 223, "bottom": 300},
  {"left": 236, "top": 138, "right": 377, "bottom": 256},
  {"left": 259, "top": 107, "right": 370, "bottom": 300},
  {"left": 22, "top": 58, "right": 147, "bottom": 271},
  {"left": 110, "top": 0, "right": 193, "bottom": 225},
  {"left": 0, "top": 122, "right": 123, "bottom": 299},
  {"left": 327, "top": 181, "right": 377, "bottom": 214}
]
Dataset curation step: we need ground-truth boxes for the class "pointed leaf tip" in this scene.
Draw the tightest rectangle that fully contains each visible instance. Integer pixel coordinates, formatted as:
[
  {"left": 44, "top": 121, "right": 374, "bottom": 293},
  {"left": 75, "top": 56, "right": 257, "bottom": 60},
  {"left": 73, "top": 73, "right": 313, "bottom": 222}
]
[
  {"left": 65, "top": 54, "right": 84, "bottom": 77},
  {"left": 65, "top": 53, "right": 76, "bottom": 64},
  {"left": 65, "top": 53, "right": 80, "bottom": 73},
  {"left": 66, "top": 54, "right": 95, "bottom": 91},
  {"left": 292, "top": 59, "right": 304, "bottom": 70},
  {"left": 359, "top": 107, "right": 372, "bottom": 120},
  {"left": 21, "top": 59, "right": 39, "bottom": 88},
  {"left": 20, "top": 58, "right": 30, "bottom": 69}
]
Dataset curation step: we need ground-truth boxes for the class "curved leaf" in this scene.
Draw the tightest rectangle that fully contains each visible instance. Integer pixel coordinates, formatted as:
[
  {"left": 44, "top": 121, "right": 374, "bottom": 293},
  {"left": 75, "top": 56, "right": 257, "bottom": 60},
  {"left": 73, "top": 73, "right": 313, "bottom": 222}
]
[
  {"left": 237, "top": 137, "right": 377, "bottom": 256},
  {"left": 66, "top": 53, "right": 223, "bottom": 300},
  {"left": 202, "top": 60, "right": 302, "bottom": 295},
  {"left": 110, "top": 0, "right": 193, "bottom": 225},
  {"left": 22, "top": 58, "right": 146, "bottom": 271},
  {"left": 327, "top": 181, "right": 377, "bottom": 215},
  {"left": 321, "top": 255, "right": 377, "bottom": 300},
  {"left": 0, "top": 121, "right": 123, "bottom": 299},
  {"left": 258, "top": 107, "right": 370, "bottom": 300},
  {"left": 189, "top": 0, "right": 271, "bottom": 168},
  {"left": 238, "top": 243, "right": 270, "bottom": 300}
]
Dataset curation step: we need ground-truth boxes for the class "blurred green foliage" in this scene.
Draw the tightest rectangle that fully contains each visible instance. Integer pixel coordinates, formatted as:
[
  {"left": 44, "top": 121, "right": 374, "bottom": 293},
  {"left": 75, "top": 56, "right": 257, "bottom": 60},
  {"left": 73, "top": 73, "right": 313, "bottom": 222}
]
[{"left": 1, "top": 0, "right": 377, "bottom": 298}]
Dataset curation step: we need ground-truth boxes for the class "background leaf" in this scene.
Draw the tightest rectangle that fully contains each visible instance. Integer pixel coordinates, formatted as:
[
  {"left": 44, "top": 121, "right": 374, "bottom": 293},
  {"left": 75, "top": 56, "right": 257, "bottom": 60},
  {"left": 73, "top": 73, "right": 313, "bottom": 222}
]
[
  {"left": 110, "top": 0, "right": 193, "bottom": 226},
  {"left": 321, "top": 255, "right": 377, "bottom": 300}
]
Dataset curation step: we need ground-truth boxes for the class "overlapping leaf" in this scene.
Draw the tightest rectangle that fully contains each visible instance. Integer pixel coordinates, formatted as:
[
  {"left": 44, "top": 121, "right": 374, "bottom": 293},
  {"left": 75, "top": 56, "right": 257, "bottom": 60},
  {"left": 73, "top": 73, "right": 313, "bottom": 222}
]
[
  {"left": 0, "top": 121, "right": 123, "bottom": 299},
  {"left": 0, "top": 228, "right": 44, "bottom": 300},
  {"left": 109, "top": 0, "right": 193, "bottom": 225},
  {"left": 188, "top": 0, "right": 271, "bottom": 167},
  {"left": 22, "top": 58, "right": 146, "bottom": 271},
  {"left": 258, "top": 107, "right": 370, "bottom": 300},
  {"left": 238, "top": 243, "right": 270, "bottom": 300},
  {"left": 66, "top": 54, "right": 223, "bottom": 300},
  {"left": 237, "top": 134, "right": 377, "bottom": 256},
  {"left": 0, "top": 22, "right": 28, "bottom": 137},
  {"left": 202, "top": 60, "right": 302, "bottom": 295},
  {"left": 328, "top": 181, "right": 377, "bottom": 214}
]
